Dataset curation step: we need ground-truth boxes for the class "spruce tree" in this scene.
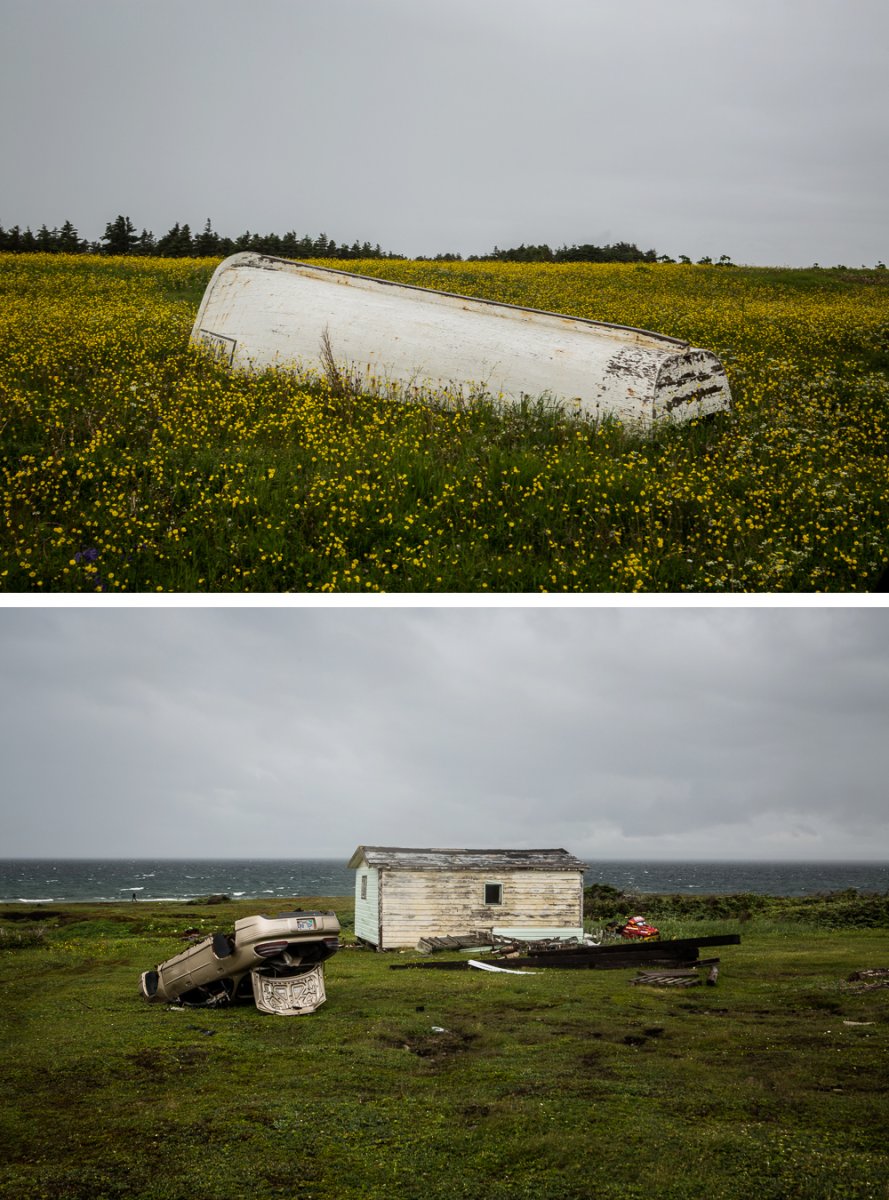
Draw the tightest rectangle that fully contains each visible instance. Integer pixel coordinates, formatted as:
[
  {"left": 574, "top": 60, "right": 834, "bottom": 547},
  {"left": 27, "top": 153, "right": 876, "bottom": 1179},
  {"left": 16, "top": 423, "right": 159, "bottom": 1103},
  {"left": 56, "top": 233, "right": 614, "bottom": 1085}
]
[
  {"left": 174, "top": 223, "right": 193, "bottom": 256},
  {"left": 134, "top": 228, "right": 155, "bottom": 255},
  {"left": 102, "top": 214, "right": 137, "bottom": 255},
  {"left": 156, "top": 223, "right": 181, "bottom": 256},
  {"left": 57, "top": 220, "right": 82, "bottom": 253},
  {"left": 194, "top": 218, "right": 219, "bottom": 256}
]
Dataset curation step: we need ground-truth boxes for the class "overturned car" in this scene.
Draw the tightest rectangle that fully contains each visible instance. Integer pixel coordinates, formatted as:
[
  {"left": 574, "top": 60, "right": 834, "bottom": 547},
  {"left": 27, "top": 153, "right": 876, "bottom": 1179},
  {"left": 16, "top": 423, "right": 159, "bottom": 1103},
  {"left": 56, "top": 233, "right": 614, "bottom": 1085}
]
[{"left": 139, "top": 911, "right": 340, "bottom": 1015}]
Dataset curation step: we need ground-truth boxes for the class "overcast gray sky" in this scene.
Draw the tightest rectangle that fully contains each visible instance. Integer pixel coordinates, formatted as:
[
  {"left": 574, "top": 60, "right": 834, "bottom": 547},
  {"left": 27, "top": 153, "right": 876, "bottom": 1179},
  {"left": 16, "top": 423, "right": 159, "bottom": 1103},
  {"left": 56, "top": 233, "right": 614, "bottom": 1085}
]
[
  {"left": 2, "top": 606, "right": 887, "bottom": 861},
  {"left": 2, "top": 0, "right": 886, "bottom": 266}
]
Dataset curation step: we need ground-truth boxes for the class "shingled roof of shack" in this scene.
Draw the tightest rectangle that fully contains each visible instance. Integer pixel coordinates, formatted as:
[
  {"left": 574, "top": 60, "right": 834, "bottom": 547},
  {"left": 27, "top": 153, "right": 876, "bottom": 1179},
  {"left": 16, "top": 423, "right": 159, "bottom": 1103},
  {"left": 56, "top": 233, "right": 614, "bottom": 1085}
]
[{"left": 347, "top": 847, "right": 587, "bottom": 871}]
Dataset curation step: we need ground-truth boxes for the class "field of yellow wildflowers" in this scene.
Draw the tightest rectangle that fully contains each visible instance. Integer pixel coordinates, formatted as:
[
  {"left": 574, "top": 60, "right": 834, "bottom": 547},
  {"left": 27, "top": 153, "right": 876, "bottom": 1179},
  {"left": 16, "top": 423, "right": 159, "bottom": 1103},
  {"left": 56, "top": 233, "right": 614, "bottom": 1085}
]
[{"left": 1, "top": 253, "right": 887, "bottom": 592}]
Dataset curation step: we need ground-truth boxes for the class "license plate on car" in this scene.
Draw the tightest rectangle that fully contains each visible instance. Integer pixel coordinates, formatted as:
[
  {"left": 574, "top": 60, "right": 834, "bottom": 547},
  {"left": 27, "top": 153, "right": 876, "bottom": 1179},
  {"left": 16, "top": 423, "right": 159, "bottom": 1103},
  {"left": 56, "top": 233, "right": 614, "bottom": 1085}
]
[{"left": 295, "top": 917, "right": 316, "bottom": 930}]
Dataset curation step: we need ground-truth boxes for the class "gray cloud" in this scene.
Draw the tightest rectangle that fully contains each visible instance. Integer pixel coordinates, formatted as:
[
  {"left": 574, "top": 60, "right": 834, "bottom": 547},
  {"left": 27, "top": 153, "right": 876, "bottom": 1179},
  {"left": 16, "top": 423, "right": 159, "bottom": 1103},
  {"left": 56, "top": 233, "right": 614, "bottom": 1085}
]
[
  {"left": 1, "top": 0, "right": 886, "bottom": 265},
  {"left": 1, "top": 606, "right": 887, "bottom": 860}
]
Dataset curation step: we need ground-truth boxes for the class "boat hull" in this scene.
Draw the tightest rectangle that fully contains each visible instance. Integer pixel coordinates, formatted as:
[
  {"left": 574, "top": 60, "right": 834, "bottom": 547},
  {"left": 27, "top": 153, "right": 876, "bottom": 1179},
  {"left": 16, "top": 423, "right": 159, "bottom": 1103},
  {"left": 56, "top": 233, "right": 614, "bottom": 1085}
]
[{"left": 191, "top": 253, "right": 731, "bottom": 426}]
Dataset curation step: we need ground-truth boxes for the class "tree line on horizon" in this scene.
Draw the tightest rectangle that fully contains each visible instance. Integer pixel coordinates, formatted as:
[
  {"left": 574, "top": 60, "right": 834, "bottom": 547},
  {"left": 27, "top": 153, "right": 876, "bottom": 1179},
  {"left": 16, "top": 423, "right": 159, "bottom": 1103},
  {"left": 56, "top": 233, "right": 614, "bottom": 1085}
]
[
  {"left": 0, "top": 216, "right": 396, "bottom": 260},
  {"left": 0, "top": 214, "right": 749, "bottom": 265}
]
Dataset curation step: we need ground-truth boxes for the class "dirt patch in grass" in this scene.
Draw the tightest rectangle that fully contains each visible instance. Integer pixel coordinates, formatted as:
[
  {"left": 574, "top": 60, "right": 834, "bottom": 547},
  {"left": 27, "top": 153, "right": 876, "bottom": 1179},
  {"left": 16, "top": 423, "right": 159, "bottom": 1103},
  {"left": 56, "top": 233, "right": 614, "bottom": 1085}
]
[
  {"left": 383, "top": 1028, "right": 477, "bottom": 1060},
  {"left": 577, "top": 1049, "right": 620, "bottom": 1076},
  {"left": 36, "top": 1064, "right": 109, "bottom": 1107},
  {"left": 124, "top": 1045, "right": 211, "bottom": 1076}
]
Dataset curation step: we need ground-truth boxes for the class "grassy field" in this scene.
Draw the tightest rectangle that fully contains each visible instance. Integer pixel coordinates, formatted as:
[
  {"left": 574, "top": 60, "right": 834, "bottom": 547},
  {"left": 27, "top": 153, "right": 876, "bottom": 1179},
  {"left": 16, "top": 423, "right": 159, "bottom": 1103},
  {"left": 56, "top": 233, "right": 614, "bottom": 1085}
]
[
  {"left": 2, "top": 254, "right": 888, "bottom": 592},
  {"left": 2, "top": 897, "right": 888, "bottom": 1199}
]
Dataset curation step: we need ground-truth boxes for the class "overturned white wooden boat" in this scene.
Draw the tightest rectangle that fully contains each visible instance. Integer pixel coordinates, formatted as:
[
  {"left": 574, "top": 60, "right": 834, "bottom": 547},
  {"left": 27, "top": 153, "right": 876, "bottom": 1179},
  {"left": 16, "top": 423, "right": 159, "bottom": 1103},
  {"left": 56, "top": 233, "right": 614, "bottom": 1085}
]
[{"left": 191, "top": 253, "right": 731, "bottom": 425}]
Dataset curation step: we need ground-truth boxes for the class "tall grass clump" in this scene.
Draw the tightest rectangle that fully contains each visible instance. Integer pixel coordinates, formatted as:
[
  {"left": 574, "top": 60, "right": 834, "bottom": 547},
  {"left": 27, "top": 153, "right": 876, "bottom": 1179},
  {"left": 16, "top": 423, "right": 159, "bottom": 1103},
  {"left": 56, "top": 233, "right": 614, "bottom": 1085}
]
[{"left": 0, "top": 924, "right": 47, "bottom": 949}]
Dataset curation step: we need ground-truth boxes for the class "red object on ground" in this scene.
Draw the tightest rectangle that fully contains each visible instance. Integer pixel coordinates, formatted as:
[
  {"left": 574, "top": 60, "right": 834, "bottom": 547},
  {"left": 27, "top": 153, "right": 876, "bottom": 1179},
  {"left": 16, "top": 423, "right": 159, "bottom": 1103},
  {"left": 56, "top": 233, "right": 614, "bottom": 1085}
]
[{"left": 620, "top": 916, "right": 660, "bottom": 941}]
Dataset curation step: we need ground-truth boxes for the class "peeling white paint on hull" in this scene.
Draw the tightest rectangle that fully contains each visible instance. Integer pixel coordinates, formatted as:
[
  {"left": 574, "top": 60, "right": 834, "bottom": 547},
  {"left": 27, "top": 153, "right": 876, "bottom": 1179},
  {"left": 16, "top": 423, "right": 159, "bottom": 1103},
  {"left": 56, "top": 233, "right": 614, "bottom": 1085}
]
[{"left": 191, "top": 253, "right": 731, "bottom": 426}]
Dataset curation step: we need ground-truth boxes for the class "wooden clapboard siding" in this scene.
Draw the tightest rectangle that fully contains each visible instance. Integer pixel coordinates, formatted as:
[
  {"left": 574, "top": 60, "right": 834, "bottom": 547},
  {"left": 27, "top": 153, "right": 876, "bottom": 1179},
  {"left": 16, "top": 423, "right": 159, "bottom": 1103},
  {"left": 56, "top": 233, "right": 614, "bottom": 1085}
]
[
  {"left": 378, "top": 869, "right": 583, "bottom": 949},
  {"left": 353, "top": 865, "right": 380, "bottom": 945}
]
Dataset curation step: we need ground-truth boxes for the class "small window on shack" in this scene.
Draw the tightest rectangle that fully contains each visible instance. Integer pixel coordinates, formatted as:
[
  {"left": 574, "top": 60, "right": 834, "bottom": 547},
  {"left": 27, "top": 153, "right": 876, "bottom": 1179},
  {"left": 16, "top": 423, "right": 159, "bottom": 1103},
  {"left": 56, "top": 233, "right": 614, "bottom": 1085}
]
[
  {"left": 484, "top": 883, "right": 503, "bottom": 906},
  {"left": 360, "top": 875, "right": 368, "bottom": 901}
]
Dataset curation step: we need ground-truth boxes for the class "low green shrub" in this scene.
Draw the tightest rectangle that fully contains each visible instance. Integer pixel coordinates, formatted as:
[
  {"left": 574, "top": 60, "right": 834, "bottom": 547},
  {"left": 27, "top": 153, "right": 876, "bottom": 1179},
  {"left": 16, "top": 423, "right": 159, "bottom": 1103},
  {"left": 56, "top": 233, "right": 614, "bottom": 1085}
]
[
  {"left": 583, "top": 885, "right": 889, "bottom": 928},
  {"left": 0, "top": 924, "right": 47, "bottom": 949}
]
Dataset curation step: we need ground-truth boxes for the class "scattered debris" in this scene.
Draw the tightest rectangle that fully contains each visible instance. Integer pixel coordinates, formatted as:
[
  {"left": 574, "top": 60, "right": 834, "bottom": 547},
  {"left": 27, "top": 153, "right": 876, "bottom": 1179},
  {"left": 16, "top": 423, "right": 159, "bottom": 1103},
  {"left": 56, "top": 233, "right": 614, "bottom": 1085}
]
[
  {"left": 418, "top": 931, "right": 583, "bottom": 955},
  {"left": 390, "top": 936, "right": 739, "bottom": 974},
  {"left": 486, "top": 935, "right": 739, "bottom": 971},
  {"left": 484, "top": 931, "right": 584, "bottom": 954},
  {"left": 390, "top": 961, "right": 472, "bottom": 971},
  {"left": 845, "top": 968, "right": 889, "bottom": 992},
  {"left": 631, "top": 964, "right": 722, "bottom": 988},
  {"left": 632, "top": 969, "right": 702, "bottom": 987},
  {"left": 418, "top": 935, "right": 491, "bottom": 953},
  {"left": 467, "top": 959, "right": 538, "bottom": 975},
  {"left": 414, "top": 926, "right": 724, "bottom": 960}
]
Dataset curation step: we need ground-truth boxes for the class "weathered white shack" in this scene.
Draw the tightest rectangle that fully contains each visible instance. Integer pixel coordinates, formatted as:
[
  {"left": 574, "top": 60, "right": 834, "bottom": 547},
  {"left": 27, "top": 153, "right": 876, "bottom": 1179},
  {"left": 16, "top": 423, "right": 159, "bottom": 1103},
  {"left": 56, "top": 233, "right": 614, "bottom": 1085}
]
[
  {"left": 191, "top": 253, "right": 731, "bottom": 427},
  {"left": 347, "top": 846, "right": 587, "bottom": 950}
]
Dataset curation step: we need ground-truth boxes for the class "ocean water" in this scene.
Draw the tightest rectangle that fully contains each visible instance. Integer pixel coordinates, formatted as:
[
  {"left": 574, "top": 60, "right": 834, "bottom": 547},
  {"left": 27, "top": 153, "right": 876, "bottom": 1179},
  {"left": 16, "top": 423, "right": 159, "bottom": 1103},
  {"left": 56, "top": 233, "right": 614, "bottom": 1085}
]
[
  {"left": 0, "top": 858, "right": 886, "bottom": 904},
  {"left": 0, "top": 859, "right": 354, "bottom": 904}
]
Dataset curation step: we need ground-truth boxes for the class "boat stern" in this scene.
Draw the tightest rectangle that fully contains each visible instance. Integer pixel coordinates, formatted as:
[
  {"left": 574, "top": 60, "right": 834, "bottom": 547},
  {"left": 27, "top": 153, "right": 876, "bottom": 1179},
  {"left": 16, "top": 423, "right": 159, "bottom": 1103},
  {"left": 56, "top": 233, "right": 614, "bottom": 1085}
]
[{"left": 654, "top": 348, "right": 731, "bottom": 422}]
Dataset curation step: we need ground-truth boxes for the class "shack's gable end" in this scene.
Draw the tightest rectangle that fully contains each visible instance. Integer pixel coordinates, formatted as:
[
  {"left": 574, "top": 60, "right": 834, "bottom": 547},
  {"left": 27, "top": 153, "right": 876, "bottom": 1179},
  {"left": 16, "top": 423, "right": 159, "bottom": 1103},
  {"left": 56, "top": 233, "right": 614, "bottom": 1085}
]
[{"left": 377, "top": 867, "right": 584, "bottom": 949}]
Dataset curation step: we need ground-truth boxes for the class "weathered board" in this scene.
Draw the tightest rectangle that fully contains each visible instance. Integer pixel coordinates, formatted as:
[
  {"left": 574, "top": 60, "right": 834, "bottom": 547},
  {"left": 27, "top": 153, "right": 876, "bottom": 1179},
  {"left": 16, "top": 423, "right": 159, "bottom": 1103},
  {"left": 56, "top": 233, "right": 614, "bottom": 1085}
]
[
  {"left": 499, "top": 934, "right": 739, "bottom": 970},
  {"left": 417, "top": 935, "right": 490, "bottom": 953},
  {"left": 191, "top": 253, "right": 732, "bottom": 427}
]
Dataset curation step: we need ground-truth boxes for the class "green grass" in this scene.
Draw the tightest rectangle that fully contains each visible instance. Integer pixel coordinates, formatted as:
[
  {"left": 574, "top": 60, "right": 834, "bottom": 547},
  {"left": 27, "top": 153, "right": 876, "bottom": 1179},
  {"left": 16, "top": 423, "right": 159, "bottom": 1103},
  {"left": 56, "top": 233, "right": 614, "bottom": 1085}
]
[
  {"left": 2, "top": 255, "right": 889, "bottom": 592},
  {"left": 2, "top": 897, "right": 888, "bottom": 1199}
]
